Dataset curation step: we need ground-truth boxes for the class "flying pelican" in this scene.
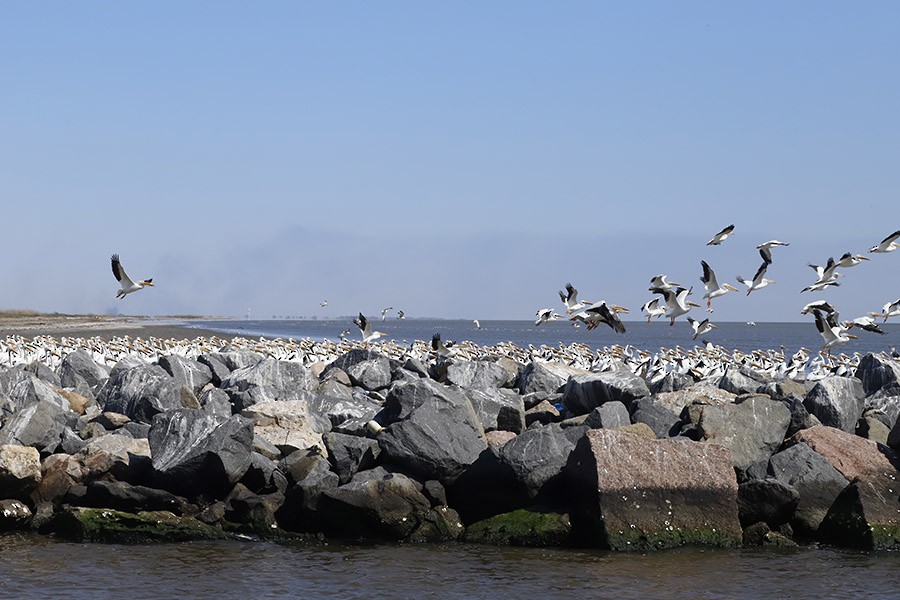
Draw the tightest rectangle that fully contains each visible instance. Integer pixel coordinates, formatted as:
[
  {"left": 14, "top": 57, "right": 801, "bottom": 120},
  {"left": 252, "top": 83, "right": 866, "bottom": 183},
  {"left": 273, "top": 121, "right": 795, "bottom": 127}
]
[
  {"left": 756, "top": 240, "right": 790, "bottom": 265},
  {"left": 320, "top": 299, "right": 328, "bottom": 307},
  {"left": 535, "top": 308, "right": 563, "bottom": 326},
  {"left": 706, "top": 224, "right": 735, "bottom": 246},
  {"left": 397, "top": 310, "right": 405, "bottom": 320},
  {"left": 473, "top": 319, "right": 482, "bottom": 329},
  {"left": 802, "top": 258, "right": 842, "bottom": 293},
  {"left": 687, "top": 317, "right": 716, "bottom": 340},
  {"left": 843, "top": 315, "right": 886, "bottom": 335},
  {"left": 836, "top": 252, "right": 869, "bottom": 268},
  {"left": 648, "top": 275, "right": 682, "bottom": 291},
  {"left": 111, "top": 254, "right": 154, "bottom": 299},
  {"left": 559, "top": 283, "right": 591, "bottom": 314},
  {"left": 869, "top": 230, "right": 900, "bottom": 253},
  {"left": 380, "top": 307, "right": 394, "bottom": 321},
  {"left": 640, "top": 298, "right": 666, "bottom": 323},
  {"left": 651, "top": 286, "right": 701, "bottom": 326},
  {"left": 431, "top": 333, "right": 455, "bottom": 358},
  {"left": 353, "top": 313, "right": 387, "bottom": 343},
  {"left": 811, "top": 309, "right": 857, "bottom": 354},
  {"left": 699, "top": 260, "right": 738, "bottom": 311},
  {"left": 800, "top": 300, "right": 837, "bottom": 316},
  {"left": 736, "top": 262, "right": 775, "bottom": 295},
  {"left": 569, "top": 301, "right": 627, "bottom": 333},
  {"left": 870, "top": 298, "right": 900, "bottom": 322}
]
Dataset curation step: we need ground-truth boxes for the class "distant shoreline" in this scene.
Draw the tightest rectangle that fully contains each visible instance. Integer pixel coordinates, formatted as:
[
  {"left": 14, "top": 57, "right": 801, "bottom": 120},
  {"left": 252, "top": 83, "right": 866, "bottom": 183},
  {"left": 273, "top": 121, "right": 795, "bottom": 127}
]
[{"left": 0, "top": 313, "right": 238, "bottom": 341}]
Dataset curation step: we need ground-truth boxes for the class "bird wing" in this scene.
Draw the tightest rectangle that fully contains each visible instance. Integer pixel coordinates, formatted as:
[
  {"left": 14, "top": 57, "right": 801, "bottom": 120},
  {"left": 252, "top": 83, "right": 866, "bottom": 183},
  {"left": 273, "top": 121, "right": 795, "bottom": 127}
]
[
  {"left": 700, "top": 260, "right": 718, "bottom": 288},
  {"left": 751, "top": 262, "right": 768, "bottom": 285},
  {"left": 881, "top": 230, "right": 900, "bottom": 245},
  {"left": 758, "top": 246, "right": 773, "bottom": 265},
  {"left": 110, "top": 254, "right": 136, "bottom": 287}
]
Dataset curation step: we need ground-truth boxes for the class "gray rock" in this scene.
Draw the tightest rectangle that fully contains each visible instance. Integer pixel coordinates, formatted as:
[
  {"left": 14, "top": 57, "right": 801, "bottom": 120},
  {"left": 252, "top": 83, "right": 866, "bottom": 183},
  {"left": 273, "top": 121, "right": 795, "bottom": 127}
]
[
  {"left": 719, "top": 366, "right": 767, "bottom": 395},
  {"left": 323, "top": 431, "right": 381, "bottom": 484},
  {"left": 196, "top": 353, "right": 232, "bottom": 386},
  {"left": 0, "top": 499, "right": 31, "bottom": 530},
  {"left": 499, "top": 423, "right": 588, "bottom": 504},
  {"left": 377, "top": 378, "right": 486, "bottom": 483},
  {"left": 0, "top": 445, "right": 42, "bottom": 501},
  {"left": 525, "top": 400, "right": 560, "bottom": 427},
  {"left": 863, "top": 389, "right": 900, "bottom": 428},
  {"left": 158, "top": 355, "right": 213, "bottom": 396},
  {"left": 737, "top": 478, "right": 800, "bottom": 528},
  {"left": 322, "top": 349, "right": 394, "bottom": 391},
  {"left": 277, "top": 452, "right": 340, "bottom": 532},
  {"left": 803, "top": 377, "right": 865, "bottom": 432},
  {"left": 584, "top": 401, "right": 630, "bottom": 429},
  {"left": 24, "top": 362, "right": 61, "bottom": 387},
  {"left": 317, "top": 467, "right": 432, "bottom": 540},
  {"left": 0, "top": 369, "right": 71, "bottom": 416},
  {"left": 519, "top": 362, "right": 591, "bottom": 395},
  {"left": 563, "top": 370, "right": 650, "bottom": 415},
  {"left": 688, "top": 395, "right": 792, "bottom": 475},
  {"left": 149, "top": 409, "right": 254, "bottom": 497},
  {"left": 647, "top": 371, "right": 695, "bottom": 394},
  {"left": 465, "top": 387, "right": 525, "bottom": 434},
  {"left": 768, "top": 442, "right": 848, "bottom": 536},
  {"left": 854, "top": 353, "right": 900, "bottom": 396},
  {"left": 58, "top": 350, "right": 109, "bottom": 393},
  {"left": 630, "top": 397, "right": 682, "bottom": 438},
  {"left": 0, "top": 401, "right": 69, "bottom": 455},
  {"left": 309, "top": 380, "right": 381, "bottom": 431},
  {"left": 75, "top": 434, "right": 152, "bottom": 485},
  {"left": 446, "top": 360, "right": 515, "bottom": 391},
  {"left": 80, "top": 479, "right": 192, "bottom": 515},
  {"left": 242, "top": 400, "right": 326, "bottom": 456},
  {"left": 199, "top": 388, "right": 233, "bottom": 421},
  {"left": 761, "top": 379, "right": 808, "bottom": 404},
  {"left": 653, "top": 386, "right": 736, "bottom": 415},
  {"left": 566, "top": 429, "right": 742, "bottom": 551},
  {"left": 97, "top": 363, "right": 183, "bottom": 423},
  {"left": 224, "top": 482, "right": 285, "bottom": 532},
  {"left": 219, "top": 358, "right": 318, "bottom": 412}
]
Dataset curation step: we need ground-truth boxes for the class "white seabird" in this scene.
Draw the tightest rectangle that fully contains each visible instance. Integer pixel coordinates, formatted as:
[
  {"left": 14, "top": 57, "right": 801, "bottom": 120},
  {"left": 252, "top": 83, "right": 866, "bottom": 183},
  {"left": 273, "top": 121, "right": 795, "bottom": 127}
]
[
  {"left": 870, "top": 298, "right": 900, "bottom": 322},
  {"left": 836, "top": 252, "right": 869, "bottom": 268},
  {"left": 569, "top": 301, "right": 627, "bottom": 333},
  {"left": 687, "top": 317, "right": 716, "bottom": 340},
  {"left": 431, "top": 333, "right": 455, "bottom": 359},
  {"left": 802, "top": 258, "right": 842, "bottom": 293},
  {"left": 354, "top": 313, "right": 388, "bottom": 343},
  {"left": 756, "top": 240, "right": 790, "bottom": 265},
  {"left": 811, "top": 309, "right": 857, "bottom": 354},
  {"left": 320, "top": 299, "right": 328, "bottom": 307},
  {"left": 699, "top": 260, "right": 738, "bottom": 311},
  {"left": 397, "top": 310, "right": 405, "bottom": 319},
  {"left": 380, "top": 306, "right": 394, "bottom": 321},
  {"left": 559, "top": 283, "right": 591, "bottom": 314},
  {"left": 648, "top": 274, "right": 682, "bottom": 291},
  {"left": 473, "top": 319, "right": 481, "bottom": 329},
  {"left": 706, "top": 224, "right": 735, "bottom": 246},
  {"left": 869, "top": 230, "right": 900, "bottom": 253},
  {"left": 736, "top": 262, "right": 775, "bottom": 295},
  {"left": 640, "top": 298, "right": 667, "bottom": 323},
  {"left": 651, "top": 286, "right": 701, "bottom": 326},
  {"left": 111, "top": 254, "right": 154, "bottom": 299},
  {"left": 535, "top": 308, "right": 563, "bottom": 326}
]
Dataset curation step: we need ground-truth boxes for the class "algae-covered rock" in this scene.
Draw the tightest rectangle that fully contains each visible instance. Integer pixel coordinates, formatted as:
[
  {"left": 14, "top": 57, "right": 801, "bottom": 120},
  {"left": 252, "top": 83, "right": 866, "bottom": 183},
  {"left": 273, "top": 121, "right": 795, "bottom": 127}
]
[
  {"left": 463, "top": 509, "right": 573, "bottom": 546},
  {"left": 46, "top": 507, "right": 229, "bottom": 543}
]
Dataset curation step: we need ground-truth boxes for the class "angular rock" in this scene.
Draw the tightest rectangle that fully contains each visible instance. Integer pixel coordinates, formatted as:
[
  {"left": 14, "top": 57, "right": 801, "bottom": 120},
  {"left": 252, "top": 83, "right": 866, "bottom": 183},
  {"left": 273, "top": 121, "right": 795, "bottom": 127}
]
[
  {"left": 79, "top": 480, "right": 192, "bottom": 515},
  {"left": 0, "top": 499, "right": 32, "bottom": 530},
  {"left": 585, "top": 401, "right": 630, "bottom": 429},
  {"left": 309, "top": 380, "right": 381, "bottom": 431},
  {"left": 158, "top": 355, "right": 213, "bottom": 396},
  {"left": 58, "top": 350, "right": 109, "bottom": 393},
  {"left": 46, "top": 506, "right": 228, "bottom": 543},
  {"left": 0, "top": 401, "right": 69, "bottom": 455},
  {"left": 525, "top": 400, "right": 560, "bottom": 427},
  {"left": 406, "top": 505, "right": 465, "bottom": 542},
  {"left": 767, "top": 441, "right": 849, "bottom": 536},
  {"left": 76, "top": 434, "right": 152, "bottom": 484},
  {"left": 803, "top": 377, "right": 865, "bottom": 432},
  {"left": 446, "top": 360, "right": 515, "bottom": 391},
  {"left": 321, "top": 349, "right": 394, "bottom": 391},
  {"left": 219, "top": 359, "right": 318, "bottom": 412},
  {"left": 463, "top": 509, "right": 573, "bottom": 546},
  {"left": 500, "top": 424, "right": 588, "bottom": 504},
  {"left": 863, "top": 389, "right": 900, "bottom": 430},
  {"left": 519, "top": 362, "right": 591, "bottom": 396},
  {"left": 323, "top": 431, "right": 381, "bottom": 485},
  {"left": 224, "top": 482, "right": 285, "bottom": 533},
  {"left": 465, "top": 387, "right": 525, "bottom": 434},
  {"left": 654, "top": 386, "right": 736, "bottom": 415},
  {"left": 566, "top": 429, "right": 742, "bottom": 551},
  {"left": 276, "top": 452, "right": 340, "bottom": 532},
  {"left": 377, "top": 378, "right": 486, "bottom": 483},
  {"left": 719, "top": 366, "right": 767, "bottom": 395},
  {"left": 737, "top": 478, "right": 800, "bottom": 529},
  {"left": 149, "top": 409, "right": 253, "bottom": 497},
  {"left": 687, "top": 395, "right": 791, "bottom": 475},
  {"left": 317, "top": 468, "right": 432, "bottom": 540},
  {"left": 98, "top": 363, "right": 182, "bottom": 424},
  {"left": 854, "top": 353, "right": 900, "bottom": 396},
  {"left": 242, "top": 400, "right": 326, "bottom": 456},
  {"left": 629, "top": 397, "right": 682, "bottom": 438},
  {"left": 562, "top": 370, "right": 650, "bottom": 415},
  {"left": 0, "top": 445, "right": 42, "bottom": 501}
]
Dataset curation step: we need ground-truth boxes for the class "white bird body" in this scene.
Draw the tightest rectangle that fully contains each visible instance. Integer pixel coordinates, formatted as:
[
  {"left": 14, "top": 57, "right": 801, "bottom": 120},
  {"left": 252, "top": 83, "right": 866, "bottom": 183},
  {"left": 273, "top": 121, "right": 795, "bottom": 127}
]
[
  {"left": 648, "top": 274, "right": 682, "bottom": 291},
  {"left": 559, "top": 283, "right": 591, "bottom": 314},
  {"left": 870, "top": 298, "right": 900, "bottom": 322},
  {"left": 652, "top": 286, "right": 701, "bottom": 326},
  {"left": 870, "top": 230, "right": 900, "bottom": 253},
  {"left": 381, "top": 307, "right": 393, "bottom": 321},
  {"left": 569, "top": 301, "right": 627, "bottom": 333},
  {"left": 737, "top": 263, "right": 775, "bottom": 295},
  {"left": 802, "top": 258, "right": 842, "bottom": 293},
  {"left": 354, "top": 313, "right": 387, "bottom": 343},
  {"left": 111, "top": 254, "right": 154, "bottom": 299},
  {"left": 699, "top": 260, "right": 738, "bottom": 310},
  {"left": 535, "top": 308, "right": 563, "bottom": 326},
  {"left": 687, "top": 317, "right": 716, "bottom": 340},
  {"left": 836, "top": 252, "right": 869, "bottom": 268},
  {"left": 640, "top": 298, "right": 666, "bottom": 323},
  {"left": 812, "top": 309, "right": 857, "bottom": 353},
  {"left": 706, "top": 224, "right": 735, "bottom": 246}
]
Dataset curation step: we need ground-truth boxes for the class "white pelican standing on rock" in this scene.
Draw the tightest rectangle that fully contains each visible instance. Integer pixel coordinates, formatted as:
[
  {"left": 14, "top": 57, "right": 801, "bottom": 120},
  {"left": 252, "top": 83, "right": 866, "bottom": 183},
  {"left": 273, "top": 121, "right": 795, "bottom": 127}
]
[
  {"left": 687, "top": 317, "right": 716, "bottom": 340},
  {"left": 737, "top": 263, "right": 775, "bottom": 295},
  {"left": 651, "top": 286, "right": 701, "bottom": 326},
  {"left": 535, "top": 308, "right": 562, "bottom": 326},
  {"left": 353, "top": 313, "right": 387, "bottom": 343},
  {"left": 569, "top": 301, "right": 627, "bottom": 333},
  {"left": 111, "top": 254, "right": 154, "bottom": 299},
  {"left": 869, "top": 230, "right": 900, "bottom": 253},
  {"left": 699, "top": 260, "right": 738, "bottom": 311},
  {"left": 706, "top": 224, "right": 735, "bottom": 246}
]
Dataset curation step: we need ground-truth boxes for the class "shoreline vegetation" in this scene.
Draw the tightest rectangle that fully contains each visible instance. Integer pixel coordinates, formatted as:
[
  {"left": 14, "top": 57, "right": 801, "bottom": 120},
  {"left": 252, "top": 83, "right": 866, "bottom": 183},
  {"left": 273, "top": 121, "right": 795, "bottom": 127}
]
[{"left": 0, "top": 312, "right": 897, "bottom": 550}]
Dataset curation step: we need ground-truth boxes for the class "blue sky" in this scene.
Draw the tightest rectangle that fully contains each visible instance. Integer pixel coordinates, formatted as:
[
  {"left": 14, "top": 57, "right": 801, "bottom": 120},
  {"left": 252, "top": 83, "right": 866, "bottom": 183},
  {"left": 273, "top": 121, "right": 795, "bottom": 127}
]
[{"left": 1, "top": 2, "right": 898, "bottom": 322}]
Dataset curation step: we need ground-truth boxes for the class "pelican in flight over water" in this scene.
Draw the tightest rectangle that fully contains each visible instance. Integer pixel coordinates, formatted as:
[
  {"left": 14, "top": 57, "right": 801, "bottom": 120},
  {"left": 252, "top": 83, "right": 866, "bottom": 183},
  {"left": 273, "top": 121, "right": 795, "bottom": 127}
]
[
  {"left": 111, "top": 254, "right": 154, "bottom": 299},
  {"left": 870, "top": 230, "right": 900, "bottom": 253},
  {"left": 559, "top": 283, "right": 591, "bottom": 314},
  {"left": 737, "top": 263, "right": 775, "bottom": 295},
  {"left": 569, "top": 301, "right": 627, "bottom": 333},
  {"left": 836, "top": 252, "right": 869, "bottom": 268},
  {"left": 706, "top": 224, "right": 735, "bottom": 246},
  {"left": 811, "top": 308, "right": 857, "bottom": 354},
  {"left": 535, "top": 308, "right": 563, "bottom": 326},
  {"left": 354, "top": 313, "right": 387, "bottom": 343},
  {"left": 648, "top": 274, "right": 682, "bottom": 291},
  {"left": 756, "top": 240, "right": 789, "bottom": 265},
  {"left": 640, "top": 298, "right": 666, "bottom": 323},
  {"left": 687, "top": 317, "right": 716, "bottom": 340},
  {"left": 699, "top": 260, "right": 738, "bottom": 311},
  {"left": 651, "top": 286, "right": 700, "bottom": 326}
]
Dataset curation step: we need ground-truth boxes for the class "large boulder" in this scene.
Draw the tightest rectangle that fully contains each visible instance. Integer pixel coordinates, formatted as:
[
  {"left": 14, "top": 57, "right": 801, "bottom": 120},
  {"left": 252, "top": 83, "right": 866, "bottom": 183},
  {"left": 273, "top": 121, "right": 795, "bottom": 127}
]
[
  {"left": 498, "top": 423, "right": 588, "bottom": 505},
  {"left": 685, "top": 394, "right": 792, "bottom": 475},
  {"left": 584, "top": 401, "right": 631, "bottom": 429},
  {"left": 242, "top": 400, "right": 326, "bottom": 456},
  {"left": 98, "top": 363, "right": 183, "bottom": 423},
  {"left": 376, "top": 378, "right": 486, "bottom": 483},
  {"left": 652, "top": 386, "right": 736, "bottom": 416},
  {"left": 57, "top": 350, "right": 110, "bottom": 394},
  {"left": 854, "top": 353, "right": 900, "bottom": 396},
  {"left": 316, "top": 467, "right": 434, "bottom": 540},
  {"left": 789, "top": 426, "right": 900, "bottom": 550},
  {"left": 519, "top": 362, "right": 591, "bottom": 396},
  {"left": 464, "top": 387, "right": 525, "bottom": 434},
  {"left": 75, "top": 434, "right": 153, "bottom": 485},
  {"left": 803, "top": 377, "right": 865, "bottom": 432},
  {"left": 566, "top": 429, "right": 742, "bottom": 551},
  {"left": 767, "top": 439, "right": 849, "bottom": 536},
  {"left": 0, "top": 401, "right": 69, "bottom": 455},
  {"left": 446, "top": 360, "right": 515, "bottom": 391},
  {"left": 322, "top": 431, "right": 381, "bottom": 485},
  {"left": 562, "top": 371, "right": 650, "bottom": 415},
  {"left": 0, "top": 444, "right": 42, "bottom": 501},
  {"left": 629, "top": 397, "right": 682, "bottom": 438},
  {"left": 149, "top": 409, "right": 253, "bottom": 497},
  {"left": 158, "top": 355, "right": 213, "bottom": 396},
  {"left": 321, "top": 349, "right": 394, "bottom": 391},
  {"left": 0, "top": 370, "right": 71, "bottom": 415},
  {"left": 718, "top": 366, "right": 767, "bottom": 395},
  {"left": 219, "top": 359, "right": 318, "bottom": 412}
]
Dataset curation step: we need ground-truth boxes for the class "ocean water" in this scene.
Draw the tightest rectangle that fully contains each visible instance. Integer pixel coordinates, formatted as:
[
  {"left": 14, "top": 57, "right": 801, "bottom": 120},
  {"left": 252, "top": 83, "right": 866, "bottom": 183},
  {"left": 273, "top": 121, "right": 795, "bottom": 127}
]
[
  {"left": 184, "top": 318, "right": 900, "bottom": 357},
  {"left": 0, "top": 533, "right": 896, "bottom": 600}
]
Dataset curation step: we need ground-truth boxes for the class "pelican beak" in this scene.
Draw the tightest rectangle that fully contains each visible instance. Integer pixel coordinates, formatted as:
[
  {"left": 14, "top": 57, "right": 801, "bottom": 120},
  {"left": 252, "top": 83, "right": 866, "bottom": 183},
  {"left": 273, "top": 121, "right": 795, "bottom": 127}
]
[
  {"left": 142, "top": 280, "right": 155, "bottom": 287},
  {"left": 688, "top": 301, "right": 702, "bottom": 308},
  {"left": 848, "top": 334, "right": 859, "bottom": 339},
  {"left": 860, "top": 256, "right": 871, "bottom": 261},
  {"left": 724, "top": 284, "right": 739, "bottom": 292},
  {"left": 611, "top": 305, "right": 630, "bottom": 314}
]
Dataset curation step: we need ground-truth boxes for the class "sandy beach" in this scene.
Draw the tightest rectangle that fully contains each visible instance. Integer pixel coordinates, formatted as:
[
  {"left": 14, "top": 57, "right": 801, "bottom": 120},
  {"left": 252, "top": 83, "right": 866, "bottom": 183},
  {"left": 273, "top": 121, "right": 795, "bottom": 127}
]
[{"left": 0, "top": 313, "right": 236, "bottom": 341}]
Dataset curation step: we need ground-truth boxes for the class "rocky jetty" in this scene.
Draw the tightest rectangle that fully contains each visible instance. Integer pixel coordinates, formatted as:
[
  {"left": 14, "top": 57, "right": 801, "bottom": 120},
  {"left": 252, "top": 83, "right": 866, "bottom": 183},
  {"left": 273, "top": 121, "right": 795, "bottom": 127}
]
[{"left": 0, "top": 342, "right": 898, "bottom": 551}]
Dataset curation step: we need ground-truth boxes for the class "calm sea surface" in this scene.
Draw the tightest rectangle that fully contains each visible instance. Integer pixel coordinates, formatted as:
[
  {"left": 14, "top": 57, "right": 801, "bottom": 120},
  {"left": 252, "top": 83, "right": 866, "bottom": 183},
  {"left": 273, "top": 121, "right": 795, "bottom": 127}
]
[
  {"left": 185, "top": 318, "right": 900, "bottom": 357},
  {"left": 0, "top": 533, "right": 896, "bottom": 599}
]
